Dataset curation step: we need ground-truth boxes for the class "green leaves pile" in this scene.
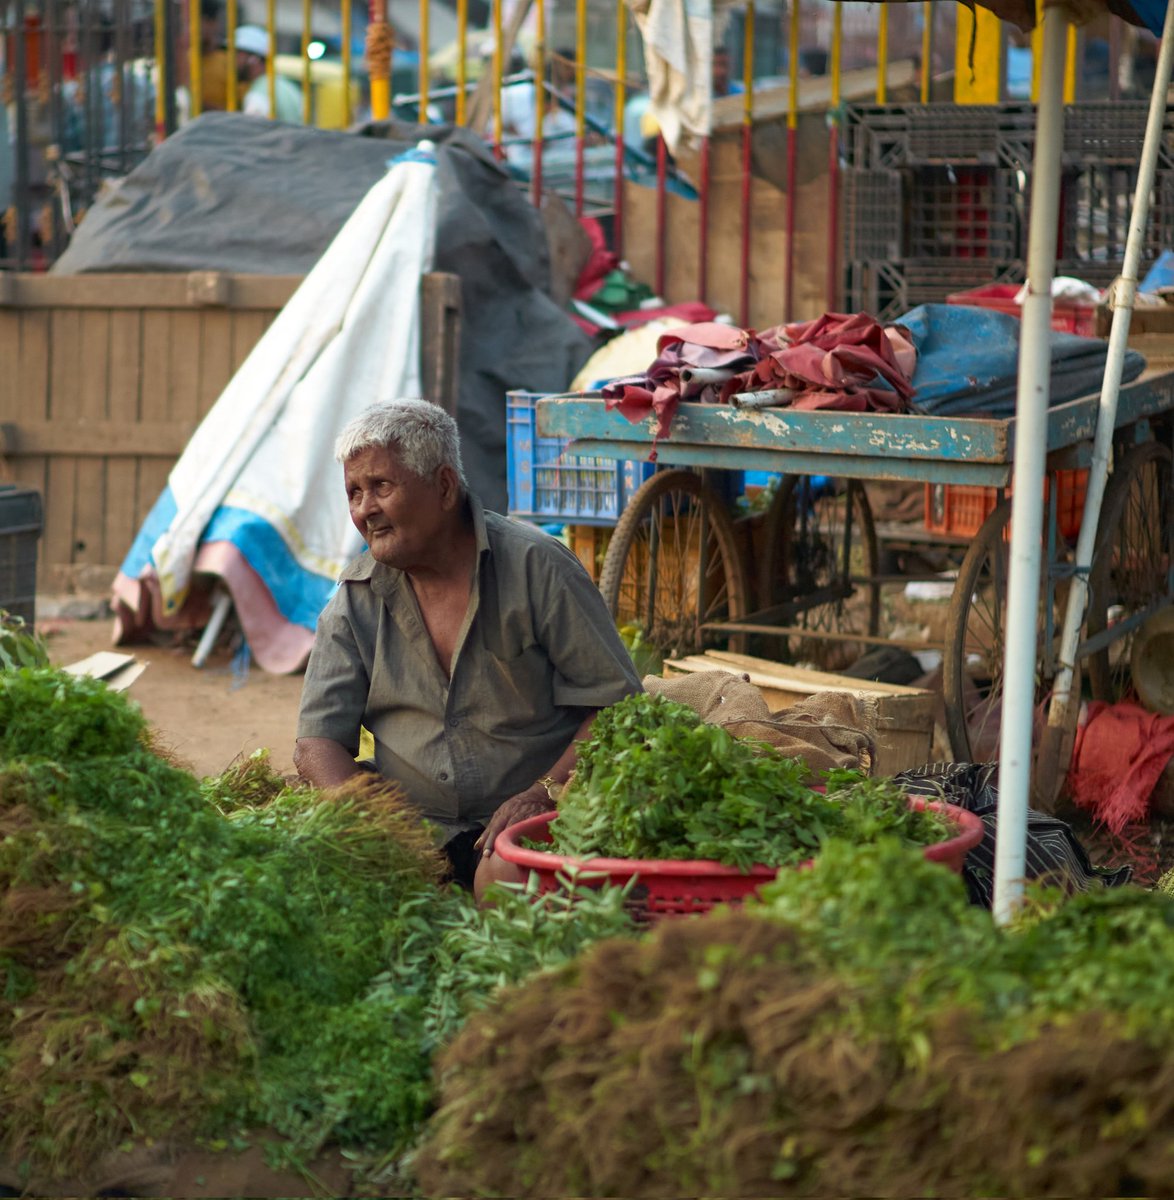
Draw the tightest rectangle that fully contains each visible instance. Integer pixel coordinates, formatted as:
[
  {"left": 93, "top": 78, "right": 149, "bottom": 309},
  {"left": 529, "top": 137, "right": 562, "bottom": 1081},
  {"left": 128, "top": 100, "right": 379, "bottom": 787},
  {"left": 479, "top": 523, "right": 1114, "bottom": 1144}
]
[
  {"left": 550, "top": 693, "right": 950, "bottom": 870},
  {"left": 0, "top": 666, "right": 638, "bottom": 1186}
]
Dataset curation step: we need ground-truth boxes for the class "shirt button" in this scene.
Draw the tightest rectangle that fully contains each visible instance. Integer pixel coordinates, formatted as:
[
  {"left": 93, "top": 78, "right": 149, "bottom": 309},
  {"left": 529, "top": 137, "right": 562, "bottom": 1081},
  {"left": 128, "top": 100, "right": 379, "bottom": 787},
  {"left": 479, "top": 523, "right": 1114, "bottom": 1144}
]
[
  {"left": 438, "top": 771, "right": 449, "bottom": 782},
  {"left": 448, "top": 716, "right": 459, "bottom": 728}
]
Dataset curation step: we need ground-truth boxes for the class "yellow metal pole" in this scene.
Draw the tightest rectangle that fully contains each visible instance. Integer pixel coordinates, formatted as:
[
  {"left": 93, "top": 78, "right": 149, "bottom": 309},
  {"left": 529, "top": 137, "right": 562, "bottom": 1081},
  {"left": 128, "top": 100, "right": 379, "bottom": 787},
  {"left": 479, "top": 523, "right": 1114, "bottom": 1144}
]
[
  {"left": 877, "top": 4, "right": 889, "bottom": 104},
  {"left": 575, "top": 0, "right": 587, "bottom": 214},
  {"left": 788, "top": 0, "right": 798, "bottom": 125},
  {"left": 455, "top": 0, "right": 468, "bottom": 124},
  {"left": 1064, "top": 23, "right": 1078, "bottom": 102},
  {"left": 342, "top": 0, "right": 353, "bottom": 124},
  {"left": 492, "top": 0, "right": 503, "bottom": 150},
  {"left": 189, "top": 0, "right": 202, "bottom": 117},
  {"left": 418, "top": 0, "right": 429, "bottom": 121},
  {"left": 301, "top": 0, "right": 312, "bottom": 123},
  {"left": 831, "top": 1, "right": 842, "bottom": 107},
  {"left": 226, "top": 0, "right": 238, "bottom": 110},
  {"left": 956, "top": 4, "right": 1001, "bottom": 103},
  {"left": 920, "top": 0, "right": 933, "bottom": 103},
  {"left": 368, "top": 1, "right": 392, "bottom": 121},
  {"left": 154, "top": 0, "right": 167, "bottom": 135},
  {"left": 534, "top": 0, "right": 546, "bottom": 137},
  {"left": 266, "top": 0, "right": 277, "bottom": 117}
]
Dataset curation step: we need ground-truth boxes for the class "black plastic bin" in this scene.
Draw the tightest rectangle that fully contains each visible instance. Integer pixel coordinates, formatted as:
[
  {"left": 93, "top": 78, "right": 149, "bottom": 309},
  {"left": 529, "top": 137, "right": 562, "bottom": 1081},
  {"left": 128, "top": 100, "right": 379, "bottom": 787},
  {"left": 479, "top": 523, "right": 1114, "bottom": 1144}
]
[{"left": 0, "top": 485, "right": 43, "bottom": 626}]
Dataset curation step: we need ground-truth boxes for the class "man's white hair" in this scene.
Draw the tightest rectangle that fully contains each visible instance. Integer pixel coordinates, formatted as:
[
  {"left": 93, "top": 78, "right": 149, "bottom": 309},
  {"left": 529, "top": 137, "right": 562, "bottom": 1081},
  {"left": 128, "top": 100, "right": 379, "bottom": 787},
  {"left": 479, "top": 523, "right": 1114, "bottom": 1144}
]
[{"left": 334, "top": 399, "right": 467, "bottom": 487}]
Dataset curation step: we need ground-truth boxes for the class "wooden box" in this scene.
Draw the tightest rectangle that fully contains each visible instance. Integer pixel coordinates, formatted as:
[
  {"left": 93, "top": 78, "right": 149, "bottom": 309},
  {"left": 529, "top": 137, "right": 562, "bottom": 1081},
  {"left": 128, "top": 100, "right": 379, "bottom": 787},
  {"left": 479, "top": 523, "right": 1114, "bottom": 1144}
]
[{"left": 663, "top": 649, "right": 935, "bottom": 778}]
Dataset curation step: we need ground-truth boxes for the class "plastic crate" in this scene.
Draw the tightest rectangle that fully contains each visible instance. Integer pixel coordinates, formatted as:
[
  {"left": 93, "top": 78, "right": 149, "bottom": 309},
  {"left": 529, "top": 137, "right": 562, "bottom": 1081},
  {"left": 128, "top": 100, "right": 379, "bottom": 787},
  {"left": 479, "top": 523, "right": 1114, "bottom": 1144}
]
[
  {"left": 496, "top": 804, "right": 983, "bottom": 922},
  {"left": 946, "top": 283, "right": 1099, "bottom": 337},
  {"left": 924, "top": 469, "right": 1088, "bottom": 540},
  {"left": 0, "top": 485, "right": 43, "bottom": 626},
  {"left": 507, "top": 390, "right": 655, "bottom": 526}
]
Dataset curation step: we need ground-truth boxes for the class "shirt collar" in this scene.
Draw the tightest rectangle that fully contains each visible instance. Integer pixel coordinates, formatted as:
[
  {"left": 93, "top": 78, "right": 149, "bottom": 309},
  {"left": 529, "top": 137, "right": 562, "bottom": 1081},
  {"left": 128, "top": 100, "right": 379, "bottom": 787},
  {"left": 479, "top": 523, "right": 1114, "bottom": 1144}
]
[{"left": 337, "top": 490, "right": 487, "bottom": 595}]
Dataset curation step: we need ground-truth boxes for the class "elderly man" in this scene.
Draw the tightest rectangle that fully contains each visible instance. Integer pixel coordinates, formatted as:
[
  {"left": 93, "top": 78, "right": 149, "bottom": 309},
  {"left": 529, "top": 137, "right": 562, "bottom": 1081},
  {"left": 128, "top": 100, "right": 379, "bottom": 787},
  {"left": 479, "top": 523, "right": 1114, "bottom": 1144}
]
[{"left": 294, "top": 399, "right": 641, "bottom": 891}]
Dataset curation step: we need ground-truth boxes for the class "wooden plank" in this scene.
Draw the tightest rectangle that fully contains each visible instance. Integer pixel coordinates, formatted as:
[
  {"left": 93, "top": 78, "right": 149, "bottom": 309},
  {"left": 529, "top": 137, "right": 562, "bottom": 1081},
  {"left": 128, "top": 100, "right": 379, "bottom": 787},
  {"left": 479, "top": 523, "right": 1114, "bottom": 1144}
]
[
  {"left": 199, "top": 309, "right": 235, "bottom": 414},
  {"left": 106, "top": 309, "right": 145, "bottom": 567},
  {"left": 44, "top": 308, "right": 83, "bottom": 580},
  {"left": 74, "top": 310, "right": 112, "bottom": 567},
  {"left": 169, "top": 312, "right": 204, "bottom": 427},
  {"left": 3, "top": 419, "right": 199, "bottom": 457},
  {"left": 0, "top": 273, "right": 302, "bottom": 311},
  {"left": 8, "top": 311, "right": 50, "bottom": 501},
  {"left": 137, "top": 310, "right": 179, "bottom": 518},
  {"left": 230, "top": 311, "right": 272, "bottom": 376}
]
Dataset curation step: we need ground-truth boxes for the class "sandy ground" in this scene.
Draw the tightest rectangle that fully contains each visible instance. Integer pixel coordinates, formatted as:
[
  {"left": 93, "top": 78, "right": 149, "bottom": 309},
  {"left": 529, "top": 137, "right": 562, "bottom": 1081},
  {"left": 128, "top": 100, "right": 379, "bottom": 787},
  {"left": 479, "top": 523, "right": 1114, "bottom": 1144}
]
[{"left": 43, "top": 614, "right": 304, "bottom": 780}]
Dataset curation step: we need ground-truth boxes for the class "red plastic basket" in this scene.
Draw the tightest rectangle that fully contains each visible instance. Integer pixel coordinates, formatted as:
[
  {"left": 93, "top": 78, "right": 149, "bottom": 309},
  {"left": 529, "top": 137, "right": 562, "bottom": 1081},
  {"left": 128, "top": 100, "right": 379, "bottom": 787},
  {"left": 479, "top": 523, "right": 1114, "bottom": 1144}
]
[
  {"left": 495, "top": 800, "right": 984, "bottom": 920},
  {"left": 946, "top": 283, "right": 1099, "bottom": 337}
]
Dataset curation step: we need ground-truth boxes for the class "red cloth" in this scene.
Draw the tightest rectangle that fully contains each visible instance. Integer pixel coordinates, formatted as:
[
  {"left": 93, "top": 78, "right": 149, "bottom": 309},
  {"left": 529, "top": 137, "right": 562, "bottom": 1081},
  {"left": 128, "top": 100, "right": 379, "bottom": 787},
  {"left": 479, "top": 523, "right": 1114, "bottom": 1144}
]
[
  {"left": 1068, "top": 701, "right": 1174, "bottom": 834},
  {"left": 599, "top": 312, "right": 916, "bottom": 457},
  {"left": 572, "top": 217, "right": 618, "bottom": 301},
  {"left": 613, "top": 301, "right": 716, "bottom": 329}
]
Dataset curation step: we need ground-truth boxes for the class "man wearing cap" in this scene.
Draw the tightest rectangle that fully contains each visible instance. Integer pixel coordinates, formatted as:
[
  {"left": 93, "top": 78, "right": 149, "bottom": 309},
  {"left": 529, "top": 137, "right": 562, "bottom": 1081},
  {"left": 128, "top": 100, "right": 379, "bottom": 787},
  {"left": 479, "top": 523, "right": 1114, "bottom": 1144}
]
[{"left": 235, "top": 25, "right": 304, "bottom": 123}]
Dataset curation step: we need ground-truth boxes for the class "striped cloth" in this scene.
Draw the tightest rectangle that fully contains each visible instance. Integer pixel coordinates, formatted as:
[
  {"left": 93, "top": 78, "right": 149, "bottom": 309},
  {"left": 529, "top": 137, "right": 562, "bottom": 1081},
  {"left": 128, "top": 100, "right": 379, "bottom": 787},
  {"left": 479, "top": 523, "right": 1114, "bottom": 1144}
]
[{"left": 892, "top": 762, "right": 1133, "bottom": 909}]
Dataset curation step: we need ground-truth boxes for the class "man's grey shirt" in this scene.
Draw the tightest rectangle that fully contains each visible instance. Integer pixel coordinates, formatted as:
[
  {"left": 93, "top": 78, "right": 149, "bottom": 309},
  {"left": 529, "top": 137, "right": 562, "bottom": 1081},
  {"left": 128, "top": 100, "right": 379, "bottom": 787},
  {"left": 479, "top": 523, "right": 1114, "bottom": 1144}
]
[{"left": 297, "top": 498, "right": 641, "bottom": 835}]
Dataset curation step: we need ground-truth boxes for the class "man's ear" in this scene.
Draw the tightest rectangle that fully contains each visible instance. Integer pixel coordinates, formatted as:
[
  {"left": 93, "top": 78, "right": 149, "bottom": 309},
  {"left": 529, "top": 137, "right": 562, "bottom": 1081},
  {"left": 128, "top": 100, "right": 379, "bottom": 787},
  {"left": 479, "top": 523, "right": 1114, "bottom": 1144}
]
[{"left": 437, "top": 464, "right": 462, "bottom": 509}]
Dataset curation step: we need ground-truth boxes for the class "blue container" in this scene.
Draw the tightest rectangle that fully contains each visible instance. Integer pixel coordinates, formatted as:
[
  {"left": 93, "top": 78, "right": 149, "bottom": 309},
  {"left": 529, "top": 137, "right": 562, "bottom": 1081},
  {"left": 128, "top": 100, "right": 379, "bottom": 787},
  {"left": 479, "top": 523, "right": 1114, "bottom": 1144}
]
[{"left": 506, "top": 391, "right": 655, "bottom": 526}]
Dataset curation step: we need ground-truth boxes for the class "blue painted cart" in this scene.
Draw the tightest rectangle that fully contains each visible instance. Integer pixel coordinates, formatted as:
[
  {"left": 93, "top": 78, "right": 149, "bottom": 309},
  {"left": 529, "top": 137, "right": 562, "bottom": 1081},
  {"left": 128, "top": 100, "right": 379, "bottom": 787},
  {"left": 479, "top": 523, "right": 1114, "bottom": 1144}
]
[{"left": 537, "top": 372, "right": 1174, "bottom": 762}]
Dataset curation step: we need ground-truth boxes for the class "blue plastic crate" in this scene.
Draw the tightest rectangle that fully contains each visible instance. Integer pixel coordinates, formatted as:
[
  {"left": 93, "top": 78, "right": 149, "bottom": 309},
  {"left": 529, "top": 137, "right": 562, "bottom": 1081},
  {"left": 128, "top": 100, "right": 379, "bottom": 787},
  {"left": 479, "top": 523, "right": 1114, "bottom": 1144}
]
[{"left": 507, "top": 391, "right": 655, "bottom": 526}]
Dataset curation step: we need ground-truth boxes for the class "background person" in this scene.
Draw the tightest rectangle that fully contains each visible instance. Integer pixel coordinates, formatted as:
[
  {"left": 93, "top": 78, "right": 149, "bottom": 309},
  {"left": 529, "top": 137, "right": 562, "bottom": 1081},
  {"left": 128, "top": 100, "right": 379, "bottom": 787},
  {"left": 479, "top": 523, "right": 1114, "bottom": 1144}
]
[{"left": 234, "top": 25, "right": 303, "bottom": 123}]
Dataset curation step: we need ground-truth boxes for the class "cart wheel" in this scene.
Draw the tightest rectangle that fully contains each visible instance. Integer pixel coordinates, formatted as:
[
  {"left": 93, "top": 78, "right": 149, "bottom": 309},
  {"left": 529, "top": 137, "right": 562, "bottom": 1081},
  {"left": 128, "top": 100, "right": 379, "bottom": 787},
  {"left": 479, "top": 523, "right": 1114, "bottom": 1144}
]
[
  {"left": 598, "top": 469, "right": 749, "bottom": 660},
  {"left": 759, "top": 477, "right": 880, "bottom": 672},
  {"left": 943, "top": 498, "right": 1064, "bottom": 764},
  {"left": 1086, "top": 440, "right": 1174, "bottom": 703}
]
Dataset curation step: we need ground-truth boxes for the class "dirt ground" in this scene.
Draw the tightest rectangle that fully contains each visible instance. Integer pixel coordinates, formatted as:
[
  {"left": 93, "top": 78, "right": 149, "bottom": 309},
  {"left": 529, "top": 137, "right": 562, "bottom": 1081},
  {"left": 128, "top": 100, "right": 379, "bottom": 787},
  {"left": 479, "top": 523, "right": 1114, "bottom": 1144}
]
[{"left": 43, "top": 614, "right": 304, "bottom": 780}]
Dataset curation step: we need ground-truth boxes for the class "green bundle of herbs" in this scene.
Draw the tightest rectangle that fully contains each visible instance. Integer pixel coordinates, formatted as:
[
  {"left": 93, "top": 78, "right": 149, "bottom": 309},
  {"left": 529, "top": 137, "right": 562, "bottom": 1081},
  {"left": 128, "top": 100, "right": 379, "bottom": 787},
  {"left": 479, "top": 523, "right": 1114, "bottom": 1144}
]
[
  {"left": 550, "top": 693, "right": 951, "bottom": 870},
  {"left": 0, "top": 667, "right": 640, "bottom": 1184}
]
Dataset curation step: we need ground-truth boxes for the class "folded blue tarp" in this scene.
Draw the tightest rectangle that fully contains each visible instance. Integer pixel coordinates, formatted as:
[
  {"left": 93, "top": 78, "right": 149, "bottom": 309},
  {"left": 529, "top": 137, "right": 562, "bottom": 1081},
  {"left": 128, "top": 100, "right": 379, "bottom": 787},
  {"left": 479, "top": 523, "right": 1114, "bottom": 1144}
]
[{"left": 896, "top": 303, "right": 1145, "bottom": 418}]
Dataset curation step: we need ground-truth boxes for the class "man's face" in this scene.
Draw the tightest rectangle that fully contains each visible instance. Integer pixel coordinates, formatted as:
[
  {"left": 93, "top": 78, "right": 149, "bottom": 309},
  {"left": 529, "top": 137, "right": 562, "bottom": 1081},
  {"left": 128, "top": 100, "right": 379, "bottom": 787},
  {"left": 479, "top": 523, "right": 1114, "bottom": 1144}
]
[
  {"left": 712, "top": 49, "right": 730, "bottom": 97},
  {"left": 344, "top": 445, "right": 450, "bottom": 569}
]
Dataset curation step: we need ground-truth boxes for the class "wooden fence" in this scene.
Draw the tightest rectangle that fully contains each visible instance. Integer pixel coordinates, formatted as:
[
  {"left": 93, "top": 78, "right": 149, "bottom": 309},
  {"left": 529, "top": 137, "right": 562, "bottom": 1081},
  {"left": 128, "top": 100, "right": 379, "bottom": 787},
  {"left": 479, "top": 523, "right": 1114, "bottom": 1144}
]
[{"left": 0, "top": 271, "right": 460, "bottom": 592}]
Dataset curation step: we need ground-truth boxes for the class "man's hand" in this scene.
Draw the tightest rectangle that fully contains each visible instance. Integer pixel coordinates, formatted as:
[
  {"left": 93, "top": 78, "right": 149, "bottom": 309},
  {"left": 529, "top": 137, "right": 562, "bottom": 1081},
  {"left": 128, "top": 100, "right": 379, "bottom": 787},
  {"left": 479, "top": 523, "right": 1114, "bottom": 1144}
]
[{"left": 475, "top": 783, "right": 555, "bottom": 858}]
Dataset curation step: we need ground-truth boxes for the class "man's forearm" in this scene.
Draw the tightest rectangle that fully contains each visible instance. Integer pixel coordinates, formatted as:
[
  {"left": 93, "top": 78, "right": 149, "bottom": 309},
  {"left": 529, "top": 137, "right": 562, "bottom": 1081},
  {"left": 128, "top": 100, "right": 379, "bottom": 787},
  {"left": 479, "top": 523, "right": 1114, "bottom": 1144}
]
[
  {"left": 293, "top": 736, "right": 365, "bottom": 788},
  {"left": 528, "top": 710, "right": 598, "bottom": 796}
]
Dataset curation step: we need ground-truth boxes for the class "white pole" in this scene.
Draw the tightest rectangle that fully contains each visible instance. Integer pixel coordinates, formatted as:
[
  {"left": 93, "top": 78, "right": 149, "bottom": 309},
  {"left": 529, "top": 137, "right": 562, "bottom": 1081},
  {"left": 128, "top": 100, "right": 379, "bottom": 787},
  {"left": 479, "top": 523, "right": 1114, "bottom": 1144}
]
[
  {"left": 1045, "top": 1, "right": 1174, "bottom": 742},
  {"left": 993, "top": 6, "right": 1070, "bottom": 926}
]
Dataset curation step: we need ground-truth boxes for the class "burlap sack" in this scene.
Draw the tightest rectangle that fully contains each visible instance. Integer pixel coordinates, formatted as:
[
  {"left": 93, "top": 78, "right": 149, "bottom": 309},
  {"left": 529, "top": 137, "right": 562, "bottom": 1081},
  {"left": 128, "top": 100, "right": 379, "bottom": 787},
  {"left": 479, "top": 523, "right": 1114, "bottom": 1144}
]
[{"left": 644, "top": 669, "right": 877, "bottom": 778}]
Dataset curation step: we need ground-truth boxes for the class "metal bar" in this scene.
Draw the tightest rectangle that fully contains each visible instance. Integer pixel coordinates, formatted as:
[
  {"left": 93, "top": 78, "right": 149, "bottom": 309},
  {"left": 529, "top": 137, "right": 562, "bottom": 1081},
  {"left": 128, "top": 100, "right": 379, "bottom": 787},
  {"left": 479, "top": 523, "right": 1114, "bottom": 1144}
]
[
  {"left": 455, "top": 0, "right": 467, "bottom": 124},
  {"left": 302, "top": 0, "right": 312, "bottom": 124},
  {"left": 154, "top": 0, "right": 167, "bottom": 136},
  {"left": 1045, "top": 0, "right": 1174, "bottom": 773},
  {"left": 12, "top": 0, "right": 29, "bottom": 269},
  {"left": 740, "top": 0, "right": 754, "bottom": 326},
  {"left": 418, "top": 0, "right": 429, "bottom": 121},
  {"left": 826, "top": 2, "right": 841, "bottom": 311},
  {"left": 574, "top": 0, "right": 587, "bottom": 217},
  {"left": 994, "top": 7, "right": 1069, "bottom": 928},
  {"left": 189, "top": 0, "right": 201, "bottom": 117},
  {"left": 612, "top": 0, "right": 626, "bottom": 256},
  {"left": 1076, "top": 600, "right": 1173, "bottom": 659},
  {"left": 655, "top": 134, "right": 667, "bottom": 297},
  {"left": 226, "top": 0, "right": 238, "bottom": 111},
  {"left": 115, "top": 0, "right": 131, "bottom": 175},
  {"left": 920, "top": 0, "right": 932, "bottom": 103},
  {"left": 342, "top": 0, "right": 352, "bottom": 124},
  {"left": 532, "top": 0, "right": 546, "bottom": 205},
  {"left": 492, "top": 0, "right": 503, "bottom": 152},
  {"left": 877, "top": 3, "right": 889, "bottom": 104},
  {"left": 784, "top": 0, "right": 799, "bottom": 322},
  {"left": 698, "top": 136, "right": 711, "bottom": 303}
]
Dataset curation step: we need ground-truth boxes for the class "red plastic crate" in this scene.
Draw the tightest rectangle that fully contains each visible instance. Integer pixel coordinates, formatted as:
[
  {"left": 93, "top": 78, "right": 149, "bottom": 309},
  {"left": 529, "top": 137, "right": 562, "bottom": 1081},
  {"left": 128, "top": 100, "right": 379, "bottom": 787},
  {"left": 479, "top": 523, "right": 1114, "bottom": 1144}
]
[
  {"left": 924, "top": 469, "right": 1088, "bottom": 540},
  {"left": 946, "top": 283, "right": 1099, "bottom": 337}
]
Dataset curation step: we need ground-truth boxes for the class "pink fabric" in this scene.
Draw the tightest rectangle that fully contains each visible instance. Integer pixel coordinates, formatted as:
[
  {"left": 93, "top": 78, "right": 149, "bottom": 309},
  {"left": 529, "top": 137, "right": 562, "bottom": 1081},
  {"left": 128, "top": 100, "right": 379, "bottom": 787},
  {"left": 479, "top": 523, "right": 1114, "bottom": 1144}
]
[
  {"left": 112, "top": 541, "right": 314, "bottom": 675},
  {"left": 1068, "top": 701, "right": 1174, "bottom": 834}
]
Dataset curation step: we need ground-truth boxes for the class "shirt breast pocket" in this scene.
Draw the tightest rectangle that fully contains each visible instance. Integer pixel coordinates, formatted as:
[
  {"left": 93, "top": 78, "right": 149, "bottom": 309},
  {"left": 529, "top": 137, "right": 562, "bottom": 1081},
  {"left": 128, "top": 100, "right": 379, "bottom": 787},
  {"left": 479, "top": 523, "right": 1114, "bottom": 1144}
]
[{"left": 481, "top": 640, "right": 554, "bottom": 717}]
